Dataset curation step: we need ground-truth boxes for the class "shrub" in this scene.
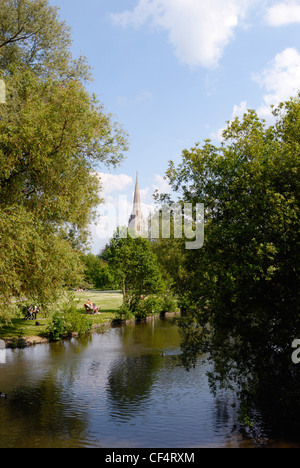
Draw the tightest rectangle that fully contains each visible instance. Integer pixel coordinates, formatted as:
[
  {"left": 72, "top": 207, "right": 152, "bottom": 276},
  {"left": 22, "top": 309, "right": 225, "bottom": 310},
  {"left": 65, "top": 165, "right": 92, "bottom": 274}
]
[
  {"left": 114, "top": 302, "right": 134, "bottom": 323},
  {"left": 160, "top": 293, "right": 178, "bottom": 315},
  {"left": 134, "top": 294, "right": 178, "bottom": 320},
  {"left": 48, "top": 312, "right": 66, "bottom": 342},
  {"left": 48, "top": 293, "right": 93, "bottom": 341},
  {"left": 134, "top": 295, "right": 163, "bottom": 320}
]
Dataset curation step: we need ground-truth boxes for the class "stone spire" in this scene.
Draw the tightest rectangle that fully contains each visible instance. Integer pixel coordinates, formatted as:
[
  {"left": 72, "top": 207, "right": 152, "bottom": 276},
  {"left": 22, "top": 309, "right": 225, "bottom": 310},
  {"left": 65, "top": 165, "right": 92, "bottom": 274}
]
[{"left": 128, "top": 173, "right": 145, "bottom": 236}]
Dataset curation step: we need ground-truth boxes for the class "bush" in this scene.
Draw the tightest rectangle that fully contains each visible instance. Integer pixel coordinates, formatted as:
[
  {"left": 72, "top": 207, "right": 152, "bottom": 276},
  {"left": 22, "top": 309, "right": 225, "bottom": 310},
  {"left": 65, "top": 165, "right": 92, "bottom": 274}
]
[
  {"left": 134, "top": 294, "right": 178, "bottom": 320},
  {"left": 63, "top": 300, "right": 92, "bottom": 336},
  {"left": 48, "top": 312, "right": 66, "bottom": 342},
  {"left": 115, "top": 293, "right": 178, "bottom": 323},
  {"left": 135, "top": 295, "right": 163, "bottom": 320},
  {"left": 160, "top": 293, "right": 178, "bottom": 315},
  {"left": 48, "top": 293, "right": 93, "bottom": 341},
  {"left": 114, "top": 302, "right": 134, "bottom": 323}
]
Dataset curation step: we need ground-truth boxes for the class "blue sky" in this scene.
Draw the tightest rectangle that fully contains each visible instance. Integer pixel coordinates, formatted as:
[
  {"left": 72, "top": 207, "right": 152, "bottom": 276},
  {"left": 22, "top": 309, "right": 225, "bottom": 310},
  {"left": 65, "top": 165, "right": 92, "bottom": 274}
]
[{"left": 50, "top": 0, "right": 300, "bottom": 252}]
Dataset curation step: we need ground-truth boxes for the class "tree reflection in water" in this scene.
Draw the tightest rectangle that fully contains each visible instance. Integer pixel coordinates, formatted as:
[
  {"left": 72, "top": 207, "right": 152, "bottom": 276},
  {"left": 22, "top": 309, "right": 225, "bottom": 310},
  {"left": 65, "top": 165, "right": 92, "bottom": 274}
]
[
  {"left": 0, "top": 380, "right": 89, "bottom": 448},
  {"left": 107, "top": 354, "right": 161, "bottom": 422}
]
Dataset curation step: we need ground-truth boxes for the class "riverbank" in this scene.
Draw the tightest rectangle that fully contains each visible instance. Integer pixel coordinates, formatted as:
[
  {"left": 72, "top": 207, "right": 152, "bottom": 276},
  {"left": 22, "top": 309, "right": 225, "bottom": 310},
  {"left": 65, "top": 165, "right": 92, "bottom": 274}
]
[
  {"left": 0, "top": 291, "right": 122, "bottom": 348},
  {"left": 0, "top": 290, "right": 180, "bottom": 348}
]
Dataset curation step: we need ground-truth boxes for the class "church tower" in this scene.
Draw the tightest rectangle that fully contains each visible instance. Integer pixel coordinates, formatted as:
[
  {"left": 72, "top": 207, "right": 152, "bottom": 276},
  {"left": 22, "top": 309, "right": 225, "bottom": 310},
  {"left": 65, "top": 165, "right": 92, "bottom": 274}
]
[{"left": 128, "top": 173, "right": 145, "bottom": 236}]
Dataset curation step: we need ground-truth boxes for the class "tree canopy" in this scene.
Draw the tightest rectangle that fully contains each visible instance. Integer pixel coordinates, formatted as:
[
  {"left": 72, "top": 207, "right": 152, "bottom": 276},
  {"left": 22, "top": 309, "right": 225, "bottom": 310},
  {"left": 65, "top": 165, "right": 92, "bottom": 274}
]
[
  {"left": 0, "top": 0, "right": 88, "bottom": 80},
  {"left": 105, "top": 229, "right": 165, "bottom": 314},
  {"left": 0, "top": 0, "right": 128, "bottom": 316},
  {"left": 161, "top": 98, "right": 300, "bottom": 432},
  {"left": 81, "top": 253, "right": 118, "bottom": 290}
]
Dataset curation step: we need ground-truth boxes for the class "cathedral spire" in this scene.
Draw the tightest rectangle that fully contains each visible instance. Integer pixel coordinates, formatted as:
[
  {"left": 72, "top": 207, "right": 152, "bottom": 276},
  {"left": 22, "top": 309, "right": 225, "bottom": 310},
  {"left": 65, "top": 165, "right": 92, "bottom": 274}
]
[{"left": 128, "top": 173, "right": 145, "bottom": 236}]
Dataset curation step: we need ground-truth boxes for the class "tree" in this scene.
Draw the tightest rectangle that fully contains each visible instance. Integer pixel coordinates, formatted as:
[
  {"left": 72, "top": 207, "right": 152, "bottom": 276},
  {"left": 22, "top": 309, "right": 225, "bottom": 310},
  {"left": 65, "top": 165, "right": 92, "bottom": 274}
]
[
  {"left": 0, "top": 0, "right": 128, "bottom": 317},
  {"left": 163, "top": 98, "right": 300, "bottom": 432},
  {"left": 0, "top": 0, "right": 89, "bottom": 80},
  {"left": 106, "top": 229, "right": 165, "bottom": 314},
  {"left": 150, "top": 237, "right": 186, "bottom": 291},
  {"left": 81, "top": 253, "right": 118, "bottom": 290}
]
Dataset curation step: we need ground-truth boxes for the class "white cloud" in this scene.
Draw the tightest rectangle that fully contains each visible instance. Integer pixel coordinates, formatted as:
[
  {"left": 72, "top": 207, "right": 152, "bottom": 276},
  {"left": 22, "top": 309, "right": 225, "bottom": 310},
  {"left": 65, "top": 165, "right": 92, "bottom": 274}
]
[
  {"left": 111, "top": 0, "right": 254, "bottom": 68},
  {"left": 232, "top": 100, "right": 248, "bottom": 119},
  {"left": 153, "top": 174, "right": 172, "bottom": 194},
  {"left": 97, "top": 172, "right": 132, "bottom": 195},
  {"left": 92, "top": 174, "right": 133, "bottom": 251},
  {"left": 266, "top": 0, "right": 300, "bottom": 26},
  {"left": 211, "top": 47, "right": 300, "bottom": 141},
  {"left": 253, "top": 47, "right": 300, "bottom": 118},
  {"left": 210, "top": 127, "right": 225, "bottom": 143},
  {"left": 90, "top": 173, "right": 133, "bottom": 250},
  {"left": 210, "top": 100, "right": 249, "bottom": 142}
]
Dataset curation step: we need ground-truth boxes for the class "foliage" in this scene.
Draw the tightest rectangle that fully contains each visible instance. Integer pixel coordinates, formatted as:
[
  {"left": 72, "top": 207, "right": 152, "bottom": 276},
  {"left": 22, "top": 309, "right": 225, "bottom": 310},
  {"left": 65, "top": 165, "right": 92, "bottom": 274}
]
[
  {"left": 48, "top": 312, "right": 66, "bottom": 342},
  {"left": 134, "top": 293, "right": 178, "bottom": 320},
  {"left": 162, "top": 97, "right": 300, "bottom": 432},
  {"left": 150, "top": 237, "right": 187, "bottom": 291},
  {"left": 0, "top": 70, "right": 127, "bottom": 231},
  {"left": 10, "top": 332, "right": 27, "bottom": 349},
  {"left": 0, "top": 0, "right": 90, "bottom": 81},
  {"left": 160, "top": 293, "right": 178, "bottom": 315},
  {"left": 134, "top": 295, "right": 163, "bottom": 320},
  {"left": 114, "top": 292, "right": 178, "bottom": 322},
  {"left": 0, "top": 205, "right": 84, "bottom": 310},
  {"left": 48, "top": 293, "right": 92, "bottom": 341},
  {"left": 81, "top": 253, "right": 118, "bottom": 290},
  {"left": 105, "top": 229, "right": 165, "bottom": 314},
  {"left": 0, "top": 0, "right": 128, "bottom": 318},
  {"left": 114, "top": 302, "right": 135, "bottom": 323}
]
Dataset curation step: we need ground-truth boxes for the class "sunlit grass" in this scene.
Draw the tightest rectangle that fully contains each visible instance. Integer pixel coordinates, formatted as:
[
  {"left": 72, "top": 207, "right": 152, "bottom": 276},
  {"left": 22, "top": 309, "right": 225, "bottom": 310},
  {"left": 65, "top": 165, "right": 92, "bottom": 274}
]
[
  {"left": 0, "top": 290, "right": 123, "bottom": 341},
  {"left": 73, "top": 290, "right": 123, "bottom": 312},
  {"left": 73, "top": 290, "right": 123, "bottom": 325}
]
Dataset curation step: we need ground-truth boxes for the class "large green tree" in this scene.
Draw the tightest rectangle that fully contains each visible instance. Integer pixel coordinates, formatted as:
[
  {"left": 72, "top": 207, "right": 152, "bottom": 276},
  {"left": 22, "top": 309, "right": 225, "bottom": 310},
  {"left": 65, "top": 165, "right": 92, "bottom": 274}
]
[
  {"left": 81, "top": 253, "right": 117, "bottom": 290},
  {"left": 0, "top": 0, "right": 88, "bottom": 80},
  {"left": 163, "top": 98, "right": 300, "bottom": 432},
  {"left": 105, "top": 229, "right": 165, "bottom": 314},
  {"left": 0, "top": 0, "right": 128, "bottom": 316}
]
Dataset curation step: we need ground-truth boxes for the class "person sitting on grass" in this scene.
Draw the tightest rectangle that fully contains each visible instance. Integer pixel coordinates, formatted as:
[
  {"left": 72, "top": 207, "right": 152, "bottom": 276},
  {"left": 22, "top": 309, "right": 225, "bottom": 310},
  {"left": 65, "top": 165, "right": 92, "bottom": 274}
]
[
  {"left": 92, "top": 303, "right": 100, "bottom": 314},
  {"left": 84, "top": 300, "right": 93, "bottom": 313},
  {"left": 84, "top": 300, "right": 100, "bottom": 315}
]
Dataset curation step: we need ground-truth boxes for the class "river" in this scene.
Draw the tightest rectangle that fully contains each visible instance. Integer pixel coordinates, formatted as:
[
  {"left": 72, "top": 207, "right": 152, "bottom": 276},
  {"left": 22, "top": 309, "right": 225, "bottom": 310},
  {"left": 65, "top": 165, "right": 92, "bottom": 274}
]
[{"left": 0, "top": 317, "right": 299, "bottom": 448}]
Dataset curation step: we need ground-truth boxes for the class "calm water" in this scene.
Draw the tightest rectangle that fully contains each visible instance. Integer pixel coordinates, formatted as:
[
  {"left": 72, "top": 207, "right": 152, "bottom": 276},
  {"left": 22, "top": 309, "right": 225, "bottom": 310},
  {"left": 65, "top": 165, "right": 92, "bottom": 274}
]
[{"left": 0, "top": 318, "right": 299, "bottom": 448}]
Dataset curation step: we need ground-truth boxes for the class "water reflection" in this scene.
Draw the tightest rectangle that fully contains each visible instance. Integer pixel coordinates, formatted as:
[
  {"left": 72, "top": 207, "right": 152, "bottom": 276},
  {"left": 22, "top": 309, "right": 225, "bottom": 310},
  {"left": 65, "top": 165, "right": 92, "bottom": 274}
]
[
  {"left": 0, "top": 319, "right": 299, "bottom": 448},
  {"left": 107, "top": 355, "right": 161, "bottom": 422}
]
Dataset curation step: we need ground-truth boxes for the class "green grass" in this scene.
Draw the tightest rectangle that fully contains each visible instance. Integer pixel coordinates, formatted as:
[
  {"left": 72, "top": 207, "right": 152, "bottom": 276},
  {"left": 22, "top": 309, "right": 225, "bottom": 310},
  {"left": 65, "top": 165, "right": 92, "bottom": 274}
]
[
  {"left": 0, "top": 317, "right": 49, "bottom": 340},
  {"left": 0, "top": 290, "right": 123, "bottom": 341},
  {"left": 73, "top": 290, "right": 123, "bottom": 325}
]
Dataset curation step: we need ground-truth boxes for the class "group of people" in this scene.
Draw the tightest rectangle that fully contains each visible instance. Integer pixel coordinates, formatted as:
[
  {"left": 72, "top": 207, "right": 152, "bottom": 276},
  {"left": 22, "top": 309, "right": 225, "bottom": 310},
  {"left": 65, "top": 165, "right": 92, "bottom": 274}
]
[
  {"left": 24, "top": 301, "right": 100, "bottom": 319},
  {"left": 84, "top": 300, "right": 100, "bottom": 315},
  {"left": 24, "top": 305, "right": 39, "bottom": 320}
]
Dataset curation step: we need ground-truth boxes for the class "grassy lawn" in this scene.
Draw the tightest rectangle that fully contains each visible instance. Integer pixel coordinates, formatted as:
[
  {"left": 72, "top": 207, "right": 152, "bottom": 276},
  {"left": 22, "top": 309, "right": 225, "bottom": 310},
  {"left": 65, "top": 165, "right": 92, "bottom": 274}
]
[
  {"left": 73, "top": 290, "right": 123, "bottom": 325},
  {"left": 0, "top": 290, "right": 123, "bottom": 341}
]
